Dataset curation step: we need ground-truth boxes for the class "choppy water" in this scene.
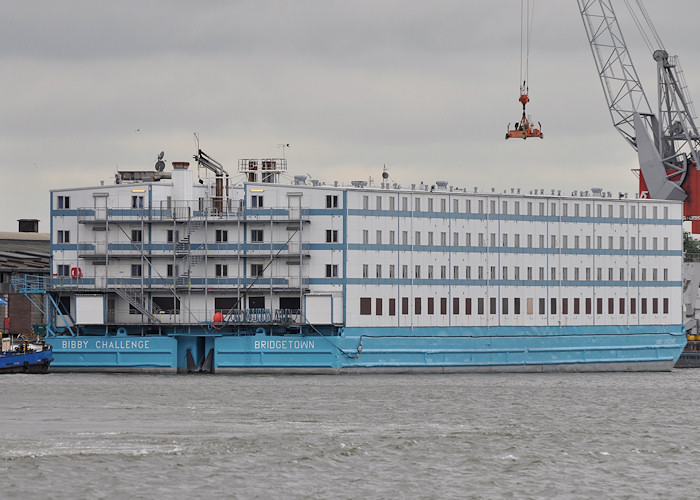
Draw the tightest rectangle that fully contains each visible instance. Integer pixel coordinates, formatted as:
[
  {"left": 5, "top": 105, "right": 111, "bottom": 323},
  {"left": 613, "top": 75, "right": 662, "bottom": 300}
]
[{"left": 2, "top": 371, "right": 700, "bottom": 499}]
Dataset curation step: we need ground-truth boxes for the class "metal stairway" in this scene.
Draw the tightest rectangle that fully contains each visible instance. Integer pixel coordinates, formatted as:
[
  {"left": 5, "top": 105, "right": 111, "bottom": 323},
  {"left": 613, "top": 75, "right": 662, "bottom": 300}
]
[{"left": 113, "top": 279, "right": 161, "bottom": 322}]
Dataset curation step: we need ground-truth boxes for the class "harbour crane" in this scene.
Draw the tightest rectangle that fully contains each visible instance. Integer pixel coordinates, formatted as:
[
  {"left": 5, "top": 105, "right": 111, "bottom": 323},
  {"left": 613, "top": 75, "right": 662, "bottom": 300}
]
[{"left": 578, "top": 0, "right": 700, "bottom": 231}]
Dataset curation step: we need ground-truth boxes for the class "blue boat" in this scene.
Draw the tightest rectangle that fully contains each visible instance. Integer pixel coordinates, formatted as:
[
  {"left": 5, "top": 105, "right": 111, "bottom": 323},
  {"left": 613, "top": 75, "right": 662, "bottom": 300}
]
[{"left": 0, "top": 337, "right": 53, "bottom": 374}]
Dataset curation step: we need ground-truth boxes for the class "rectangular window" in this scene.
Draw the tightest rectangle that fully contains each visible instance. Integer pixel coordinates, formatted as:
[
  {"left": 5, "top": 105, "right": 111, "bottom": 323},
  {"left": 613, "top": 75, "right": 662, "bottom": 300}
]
[
  {"left": 466, "top": 298, "right": 472, "bottom": 315},
  {"left": 167, "top": 230, "right": 179, "bottom": 243},
  {"left": 477, "top": 297, "right": 484, "bottom": 315},
  {"left": 251, "top": 195, "right": 263, "bottom": 208},
  {"left": 631, "top": 298, "right": 637, "bottom": 314},
  {"left": 652, "top": 298, "right": 658, "bottom": 314},
  {"left": 55, "top": 229, "right": 71, "bottom": 245},
  {"left": 376, "top": 265, "right": 382, "bottom": 278},
  {"left": 502, "top": 297, "right": 508, "bottom": 315},
  {"left": 641, "top": 298, "right": 648, "bottom": 314},
  {"left": 539, "top": 298, "right": 545, "bottom": 315},
  {"left": 216, "top": 230, "right": 228, "bottom": 243},
  {"left": 131, "top": 264, "right": 142, "bottom": 277},
  {"left": 216, "top": 264, "right": 228, "bottom": 277},
  {"left": 597, "top": 298, "right": 603, "bottom": 315},
  {"left": 453, "top": 266, "right": 459, "bottom": 279},
  {"left": 574, "top": 298, "right": 580, "bottom": 314},
  {"left": 402, "top": 297, "right": 409, "bottom": 315},
  {"left": 608, "top": 297, "right": 614, "bottom": 314},
  {"left": 362, "top": 264, "right": 369, "bottom": 278},
  {"left": 440, "top": 297, "right": 447, "bottom": 315},
  {"left": 663, "top": 298, "right": 669, "bottom": 314},
  {"left": 428, "top": 232, "right": 434, "bottom": 246},
  {"left": 415, "top": 297, "right": 422, "bottom": 315},
  {"left": 466, "top": 266, "right": 472, "bottom": 279},
  {"left": 326, "top": 230, "right": 338, "bottom": 243},
  {"left": 586, "top": 298, "right": 592, "bottom": 315},
  {"left": 514, "top": 297, "right": 521, "bottom": 315},
  {"left": 326, "top": 195, "right": 338, "bottom": 208},
  {"left": 376, "top": 196, "right": 382, "bottom": 211},
  {"left": 440, "top": 266, "right": 447, "bottom": 280},
  {"left": 490, "top": 297, "right": 497, "bottom": 315},
  {"left": 453, "top": 297, "right": 460, "bottom": 315},
  {"left": 325, "top": 264, "right": 338, "bottom": 278},
  {"left": 402, "top": 265, "right": 408, "bottom": 279},
  {"left": 562, "top": 298, "right": 568, "bottom": 315},
  {"left": 389, "top": 265, "right": 395, "bottom": 279},
  {"left": 131, "top": 195, "right": 144, "bottom": 208},
  {"left": 363, "top": 230, "right": 369, "bottom": 245},
  {"left": 57, "top": 264, "right": 70, "bottom": 277},
  {"left": 415, "top": 232, "right": 421, "bottom": 245},
  {"left": 428, "top": 199, "right": 434, "bottom": 212},
  {"left": 550, "top": 298, "right": 557, "bottom": 315},
  {"left": 527, "top": 298, "right": 533, "bottom": 314},
  {"left": 360, "top": 297, "right": 371, "bottom": 315},
  {"left": 376, "top": 230, "right": 382, "bottom": 245},
  {"left": 415, "top": 265, "right": 421, "bottom": 279},
  {"left": 167, "top": 264, "right": 178, "bottom": 277},
  {"left": 251, "top": 229, "right": 263, "bottom": 242},
  {"left": 427, "top": 297, "right": 435, "bottom": 315},
  {"left": 502, "top": 234, "right": 508, "bottom": 247},
  {"left": 389, "top": 298, "right": 396, "bottom": 316},
  {"left": 57, "top": 196, "right": 70, "bottom": 209},
  {"left": 251, "top": 264, "right": 263, "bottom": 277},
  {"left": 619, "top": 298, "right": 625, "bottom": 315},
  {"left": 402, "top": 231, "right": 408, "bottom": 245},
  {"left": 376, "top": 298, "right": 383, "bottom": 315}
]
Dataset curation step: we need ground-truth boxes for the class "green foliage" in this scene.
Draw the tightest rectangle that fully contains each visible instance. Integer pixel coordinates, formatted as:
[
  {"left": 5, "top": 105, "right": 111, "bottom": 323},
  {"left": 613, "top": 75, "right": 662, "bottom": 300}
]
[{"left": 684, "top": 231, "right": 700, "bottom": 256}]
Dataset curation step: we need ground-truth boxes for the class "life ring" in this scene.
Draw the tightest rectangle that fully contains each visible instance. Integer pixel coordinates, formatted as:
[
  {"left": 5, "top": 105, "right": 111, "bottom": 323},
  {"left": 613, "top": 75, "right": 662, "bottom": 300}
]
[{"left": 70, "top": 267, "right": 83, "bottom": 279}]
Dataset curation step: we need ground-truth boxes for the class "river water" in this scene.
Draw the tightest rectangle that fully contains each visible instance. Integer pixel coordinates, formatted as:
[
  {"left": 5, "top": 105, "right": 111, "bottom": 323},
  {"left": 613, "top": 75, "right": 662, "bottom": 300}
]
[{"left": 2, "top": 370, "right": 700, "bottom": 499}]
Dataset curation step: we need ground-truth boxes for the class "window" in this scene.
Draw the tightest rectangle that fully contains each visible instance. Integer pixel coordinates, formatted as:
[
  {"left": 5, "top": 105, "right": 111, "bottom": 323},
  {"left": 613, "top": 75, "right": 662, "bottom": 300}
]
[
  {"left": 57, "top": 196, "right": 70, "bottom": 209},
  {"left": 608, "top": 297, "right": 614, "bottom": 314},
  {"left": 326, "top": 264, "right": 338, "bottom": 278},
  {"left": 502, "top": 234, "right": 508, "bottom": 247},
  {"left": 428, "top": 199, "right": 434, "bottom": 212},
  {"left": 574, "top": 298, "right": 580, "bottom": 314},
  {"left": 466, "top": 298, "right": 473, "bottom": 315},
  {"left": 586, "top": 298, "right": 592, "bottom": 315},
  {"left": 562, "top": 298, "right": 568, "bottom": 315},
  {"left": 251, "top": 195, "right": 263, "bottom": 208},
  {"left": 326, "top": 195, "right": 338, "bottom": 208},
  {"left": 514, "top": 297, "right": 521, "bottom": 314},
  {"left": 453, "top": 266, "right": 459, "bottom": 279},
  {"left": 453, "top": 297, "right": 460, "bottom": 314},
  {"left": 428, "top": 297, "right": 435, "bottom": 315},
  {"left": 441, "top": 232, "right": 447, "bottom": 246},
  {"left": 402, "top": 297, "right": 409, "bottom": 314},
  {"left": 502, "top": 297, "right": 508, "bottom": 315},
  {"left": 326, "top": 230, "right": 338, "bottom": 243},
  {"left": 216, "top": 264, "right": 228, "bottom": 277},
  {"left": 490, "top": 297, "right": 497, "bottom": 314},
  {"left": 376, "top": 230, "right": 382, "bottom": 245},
  {"left": 57, "top": 230, "right": 70, "bottom": 243},
  {"left": 428, "top": 232, "right": 434, "bottom": 246},
  {"left": 131, "top": 230, "right": 142, "bottom": 243},
  {"left": 597, "top": 298, "right": 603, "bottom": 315},
  {"left": 362, "top": 196, "right": 369, "bottom": 210},
  {"left": 167, "top": 264, "right": 178, "bottom": 277},
  {"left": 454, "top": 233, "right": 459, "bottom": 246},
  {"left": 251, "top": 264, "right": 263, "bottom": 277},
  {"left": 376, "top": 196, "right": 382, "bottom": 210},
  {"left": 389, "top": 231, "right": 395, "bottom": 244},
  {"left": 619, "top": 298, "right": 625, "bottom": 314},
  {"left": 440, "top": 266, "right": 447, "bottom": 280},
  {"left": 131, "top": 195, "right": 144, "bottom": 209},
  {"left": 652, "top": 298, "right": 658, "bottom": 314},
  {"left": 402, "top": 265, "right": 408, "bottom": 279},
  {"left": 251, "top": 230, "right": 263, "bottom": 242},
  {"left": 389, "top": 298, "right": 396, "bottom": 316},
  {"left": 415, "top": 198, "right": 421, "bottom": 212},
  {"left": 466, "top": 266, "right": 472, "bottom": 279},
  {"left": 389, "top": 198, "right": 395, "bottom": 210},
  {"left": 428, "top": 265, "right": 434, "bottom": 279},
  {"left": 551, "top": 298, "right": 557, "bottom": 315},
  {"left": 376, "top": 298, "right": 383, "bottom": 315},
  {"left": 539, "top": 298, "right": 545, "bottom": 315},
  {"left": 514, "top": 234, "right": 520, "bottom": 248},
  {"left": 477, "top": 298, "right": 485, "bottom": 315},
  {"left": 131, "top": 264, "right": 142, "bottom": 277},
  {"left": 631, "top": 298, "right": 637, "bottom": 314},
  {"left": 216, "top": 230, "right": 228, "bottom": 243},
  {"left": 167, "top": 230, "right": 179, "bottom": 243},
  {"left": 57, "top": 264, "right": 70, "bottom": 277},
  {"left": 360, "top": 298, "right": 371, "bottom": 315},
  {"left": 415, "top": 232, "right": 421, "bottom": 245},
  {"left": 363, "top": 230, "right": 369, "bottom": 245},
  {"left": 415, "top": 265, "right": 421, "bottom": 279},
  {"left": 389, "top": 265, "right": 395, "bottom": 278},
  {"left": 402, "top": 231, "right": 408, "bottom": 245},
  {"left": 441, "top": 199, "right": 446, "bottom": 212},
  {"left": 415, "top": 297, "right": 422, "bottom": 314},
  {"left": 664, "top": 298, "right": 669, "bottom": 314},
  {"left": 376, "top": 265, "right": 382, "bottom": 278},
  {"left": 362, "top": 264, "right": 369, "bottom": 278}
]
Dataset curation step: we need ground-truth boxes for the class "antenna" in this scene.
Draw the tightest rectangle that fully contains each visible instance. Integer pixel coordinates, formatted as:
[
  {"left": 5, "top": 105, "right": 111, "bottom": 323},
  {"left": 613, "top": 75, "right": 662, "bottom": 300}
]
[
  {"left": 278, "top": 143, "right": 290, "bottom": 159},
  {"left": 155, "top": 151, "right": 165, "bottom": 172}
]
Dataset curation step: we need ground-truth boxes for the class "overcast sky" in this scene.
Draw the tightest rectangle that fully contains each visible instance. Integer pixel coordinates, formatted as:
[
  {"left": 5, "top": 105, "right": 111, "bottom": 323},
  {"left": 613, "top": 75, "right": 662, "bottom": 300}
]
[{"left": 1, "top": 1, "right": 698, "bottom": 232}]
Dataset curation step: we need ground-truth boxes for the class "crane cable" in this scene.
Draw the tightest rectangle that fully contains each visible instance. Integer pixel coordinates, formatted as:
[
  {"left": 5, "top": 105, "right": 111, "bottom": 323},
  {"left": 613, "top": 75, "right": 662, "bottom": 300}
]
[
  {"left": 520, "top": 0, "right": 536, "bottom": 94},
  {"left": 623, "top": 0, "right": 665, "bottom": 53}
]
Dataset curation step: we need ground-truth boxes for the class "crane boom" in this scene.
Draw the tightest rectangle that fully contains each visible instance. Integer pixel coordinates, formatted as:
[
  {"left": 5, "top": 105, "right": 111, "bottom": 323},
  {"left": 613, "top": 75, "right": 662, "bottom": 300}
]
[{"left": 577, "top": 0, "right": 700, "bottom": 203}]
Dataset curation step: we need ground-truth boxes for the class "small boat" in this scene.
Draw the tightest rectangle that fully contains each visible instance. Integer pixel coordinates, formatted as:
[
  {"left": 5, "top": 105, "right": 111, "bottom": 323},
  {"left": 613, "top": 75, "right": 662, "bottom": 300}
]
[{"left": 0, "top": 336, "right": 53, "bottom": 374}]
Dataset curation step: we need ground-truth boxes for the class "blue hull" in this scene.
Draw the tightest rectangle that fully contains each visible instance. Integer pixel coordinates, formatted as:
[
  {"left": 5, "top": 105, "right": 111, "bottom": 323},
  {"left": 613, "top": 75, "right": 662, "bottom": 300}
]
[
  {"left": 45, "top": 325, "right": 686, "bottom": 373},
  {"left": 0, "top": 347, "right": 53, "bottom": 374}
]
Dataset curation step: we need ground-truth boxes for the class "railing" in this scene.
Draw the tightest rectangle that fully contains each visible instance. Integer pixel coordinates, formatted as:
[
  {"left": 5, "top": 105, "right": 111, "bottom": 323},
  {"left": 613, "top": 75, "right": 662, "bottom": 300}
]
[{"left": 222, "top": 308, "right": 301, "bottom": 325}]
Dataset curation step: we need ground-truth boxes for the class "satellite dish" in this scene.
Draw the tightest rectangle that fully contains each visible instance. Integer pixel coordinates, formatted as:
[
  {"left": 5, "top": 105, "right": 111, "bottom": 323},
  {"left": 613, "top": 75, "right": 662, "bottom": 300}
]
[
  {"left": 158, "top": 151, "right": 165, "bottom": 160},
  {"left": 155, "top": 160, "right": 165, "bottom": 172}
]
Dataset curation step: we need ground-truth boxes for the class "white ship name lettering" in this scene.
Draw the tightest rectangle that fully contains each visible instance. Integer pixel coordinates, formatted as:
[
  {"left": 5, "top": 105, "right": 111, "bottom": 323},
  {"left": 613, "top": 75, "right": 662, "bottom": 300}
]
[{"left": 254, "top": 340, "right": 315, "bottom": 350}]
